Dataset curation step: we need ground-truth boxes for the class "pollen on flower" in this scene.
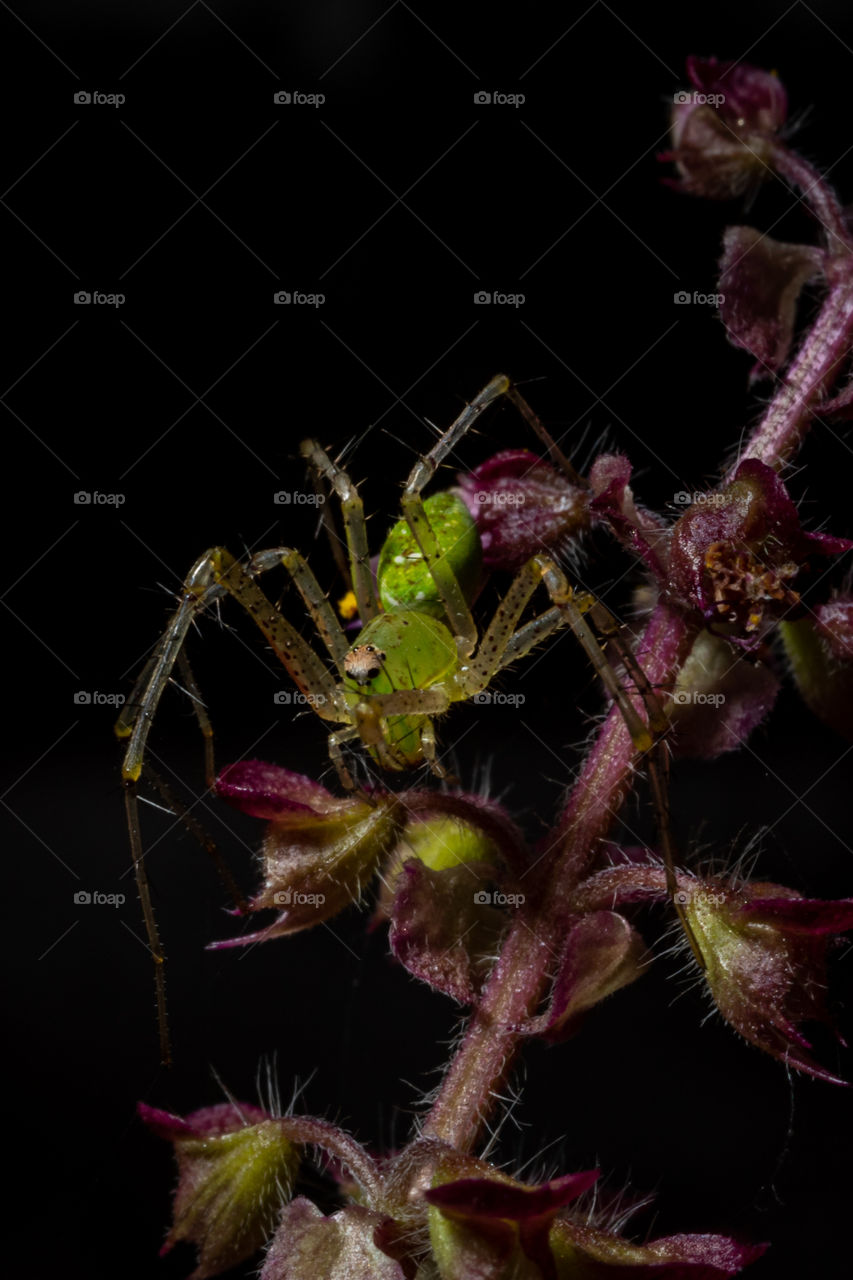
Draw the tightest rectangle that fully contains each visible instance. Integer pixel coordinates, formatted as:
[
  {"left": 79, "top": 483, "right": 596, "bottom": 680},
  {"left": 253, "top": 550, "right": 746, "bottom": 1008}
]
[{"left": 704, "top": 541, "right": 800, "bottom": 632}]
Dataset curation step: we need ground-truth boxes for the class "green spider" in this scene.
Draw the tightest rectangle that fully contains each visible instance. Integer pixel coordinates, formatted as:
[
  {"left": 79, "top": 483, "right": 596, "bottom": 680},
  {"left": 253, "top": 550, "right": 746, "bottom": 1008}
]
[
  {"left": 115, "top": 375, "right": 666, "bottom": 1061},
  {"left": 117, "top": 374, "right": 653, "bottom": 794}
]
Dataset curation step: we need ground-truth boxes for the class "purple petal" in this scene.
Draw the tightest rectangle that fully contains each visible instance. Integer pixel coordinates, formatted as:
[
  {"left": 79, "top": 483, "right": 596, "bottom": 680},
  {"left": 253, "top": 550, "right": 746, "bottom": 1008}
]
[
  {"left": 718, "top": 227, "right": 824, "bottom": 375},
  {"left": 686, "top": 56, "right": 787, "bottom": 132},
  {"left": 426, "top": 1169, "right": 599, "bottom": 1222},
  {"left": 216, "top": 760, "right": 345, "bottom": 821},
  {"left": 589, "top": 453, "right": 669, "bottom": 579},
  {"left": 454, "top": 449, "right": 589, "bottom": 572},
  {"left": 737, "top": 895, "right": 853, "bottom": 935},
  {"left": 389, "top": 859, "right": 508, "bottom": 1003},
  {"left": 553, "top": 1216, "right": 767, "bottom": 1278},
  {"left": 523, "top": 911, "right": 646, "bottom": 1041}
]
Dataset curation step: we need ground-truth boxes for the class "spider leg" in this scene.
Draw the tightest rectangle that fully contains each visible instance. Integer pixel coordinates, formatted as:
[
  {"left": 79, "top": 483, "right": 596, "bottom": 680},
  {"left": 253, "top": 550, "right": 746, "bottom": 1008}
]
[
  {"left": 400, "top": 376, "right": 513, "bottom": 654},
  {"left": 419, "top": 718, "right": 448, "bottom": 779},
  {"left": 453, "top": 555, "right": 652, "bottom": 753},
  {"left": 175, "top": 650, "right": 215, "bottom": 788},
  {"left": 249, "top": 546, "right": 350, "bottom": 671},
  {"left": 116, "top": 547, "right": 349, "bottom": 1062},
  {"left": 141, "top": 763, "right": 248, "bottom": 915},
  {"left": 300, "top": 441, "right": 379, "bottom": 625},
  {"left": 328, "top": 725, "right": 361, "bottom": 791}
]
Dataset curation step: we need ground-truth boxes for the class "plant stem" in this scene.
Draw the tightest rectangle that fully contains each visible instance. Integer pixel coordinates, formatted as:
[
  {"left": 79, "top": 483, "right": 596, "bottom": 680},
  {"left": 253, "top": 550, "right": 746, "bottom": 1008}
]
[
  {"left": 733, "top": 268, "right": 853, "bottom": 473},
  {"left": 419, "top": 151, "right": 853, "bottom": 1153},
  {"left": 422, "top": 603, "right": 694, "bottom": 1152},
  {"left": 732, "top": 142, "right": 853, "bottom": 473},
  {"left": 771, "top": 143, "right": 853, "bottom": 258}
]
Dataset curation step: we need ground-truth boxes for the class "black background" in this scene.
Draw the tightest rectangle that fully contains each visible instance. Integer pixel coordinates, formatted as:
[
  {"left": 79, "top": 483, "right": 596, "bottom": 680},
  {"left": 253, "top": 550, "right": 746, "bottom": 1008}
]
[{"left": 4, "top": 2, "right": 853, "bottom": 1277}]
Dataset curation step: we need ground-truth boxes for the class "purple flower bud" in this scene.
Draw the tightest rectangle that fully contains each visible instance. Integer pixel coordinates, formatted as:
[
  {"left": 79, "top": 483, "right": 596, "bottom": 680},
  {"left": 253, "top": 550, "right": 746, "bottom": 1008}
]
[
  {"left": 550, "top": 1217, "right": 767, "bottom": 1277},
  {"left": 678, "top": 880, "right": 853, "bottom": 1083},
  {"left": 426, "top": 1158, "right": 599, "bottom": 1280},
  {"left": 389, "top": 858, "right": 508, "bottom": 1003},
  {"left": 210, "top": 761, "right": 406, "bottom": 947},
  {"left": 425, "top": 1151, "right": 765, "bottom": 1279},
  {"left": 663, "top": 57, "right": 787, "bottom": 200},
  {"left": 454, "top": 449, "right": 589, "bottom": 572},
  {"left": 139, "top": 1101, "right": 300, "bottom": 1279}
]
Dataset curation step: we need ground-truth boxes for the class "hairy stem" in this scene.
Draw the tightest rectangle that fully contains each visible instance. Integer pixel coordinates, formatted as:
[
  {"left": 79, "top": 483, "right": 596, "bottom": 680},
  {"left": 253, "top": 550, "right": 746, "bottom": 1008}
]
[
  {"left": 770, "top": 143, "right": 853, "bottom": 258},
  {"left": 733, "top": 267, "right": 853, "bottom": 473},
  {"left": 419, "top": 144, "right": 852, "bottom": 1161},
  {"left": 422, "top": 603, "right": 695, "bottom": 1152}
]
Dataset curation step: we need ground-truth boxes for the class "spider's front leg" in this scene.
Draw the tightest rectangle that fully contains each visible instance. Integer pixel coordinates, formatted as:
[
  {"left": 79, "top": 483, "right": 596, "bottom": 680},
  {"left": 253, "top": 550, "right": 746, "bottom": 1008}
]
[{"left": 116, "top": 546, "right": 346, "bottom": 1063}]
